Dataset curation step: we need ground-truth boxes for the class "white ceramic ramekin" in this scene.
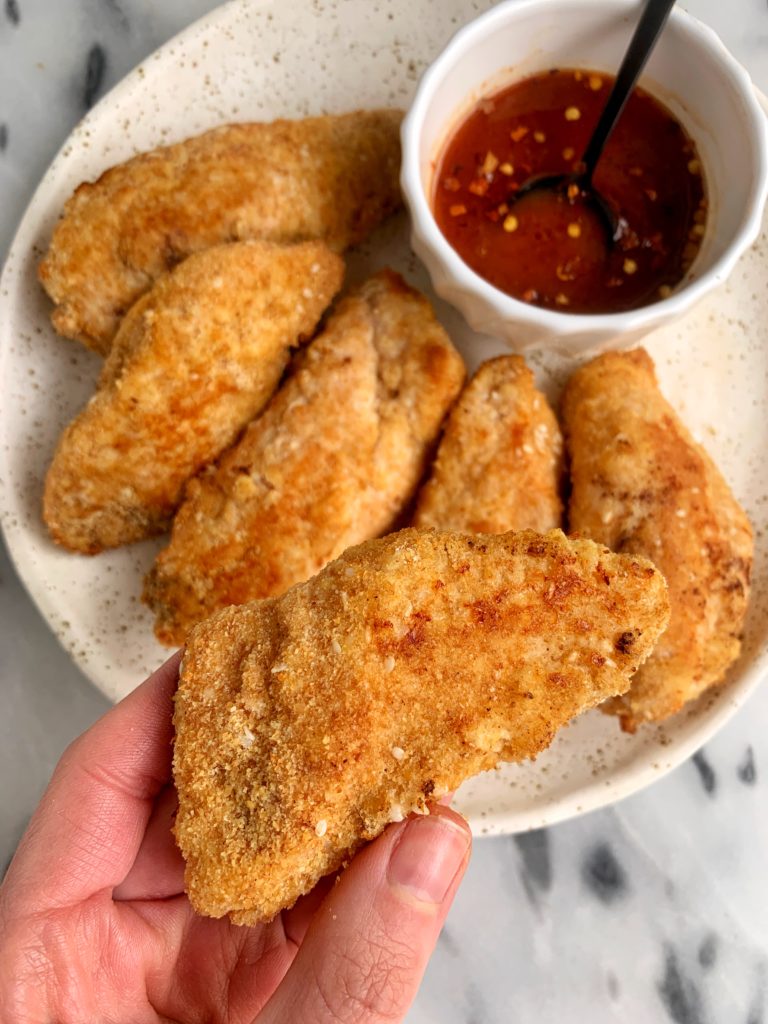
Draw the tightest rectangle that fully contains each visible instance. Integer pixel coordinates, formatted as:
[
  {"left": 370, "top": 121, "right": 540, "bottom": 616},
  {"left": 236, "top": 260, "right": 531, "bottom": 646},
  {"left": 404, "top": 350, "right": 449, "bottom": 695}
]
[{"left": 401, "top": 0, "right": 768, "bottom": 356}]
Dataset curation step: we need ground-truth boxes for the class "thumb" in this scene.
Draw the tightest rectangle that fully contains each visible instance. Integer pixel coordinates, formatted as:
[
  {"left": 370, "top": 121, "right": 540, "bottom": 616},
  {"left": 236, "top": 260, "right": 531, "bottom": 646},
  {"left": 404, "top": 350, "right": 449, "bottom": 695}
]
[{"left": 258, "top": 805, "right": 471, "bottom": 1024}]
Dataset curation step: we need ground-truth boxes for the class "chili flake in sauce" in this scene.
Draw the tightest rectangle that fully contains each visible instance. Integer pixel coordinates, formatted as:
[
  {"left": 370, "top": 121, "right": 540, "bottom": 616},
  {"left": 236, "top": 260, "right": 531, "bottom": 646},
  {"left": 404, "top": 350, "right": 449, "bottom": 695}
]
[{"left": 433, "top": 68, "right": 707, "bottom": 314}]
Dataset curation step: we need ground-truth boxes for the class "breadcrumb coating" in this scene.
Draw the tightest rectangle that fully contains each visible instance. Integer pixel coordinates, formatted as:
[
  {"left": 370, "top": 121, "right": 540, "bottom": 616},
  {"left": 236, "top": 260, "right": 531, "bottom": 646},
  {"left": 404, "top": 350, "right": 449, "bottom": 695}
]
[
  {"left": 174, "top": 527, "right": 669, "bottom": 923},
  {"left": 562, "top": 348, "right": 753, "bottom": 731},
  {"left": 414, "top": 355, "right": 563, "bottom": 533},
  {"left": 145, "top": 270, "right": 465, "bottom": 644},
  {"left": 39, "top": 109, "right": 402, "bottom": 353},
  {"left": 43, "top": 240, "right": 343, "bottom": 553}
]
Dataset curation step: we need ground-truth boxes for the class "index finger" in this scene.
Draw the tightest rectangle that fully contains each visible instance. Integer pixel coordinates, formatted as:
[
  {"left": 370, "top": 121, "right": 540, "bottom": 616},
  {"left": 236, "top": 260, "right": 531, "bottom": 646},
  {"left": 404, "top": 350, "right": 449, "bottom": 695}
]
[{"left": 2, "top": 652, "right": 181, "bottom": 915}]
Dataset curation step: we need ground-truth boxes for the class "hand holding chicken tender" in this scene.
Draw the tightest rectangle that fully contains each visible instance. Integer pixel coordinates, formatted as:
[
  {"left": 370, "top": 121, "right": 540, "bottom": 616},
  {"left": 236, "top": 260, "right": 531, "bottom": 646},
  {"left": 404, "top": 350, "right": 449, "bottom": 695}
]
[
  {"left": 144, "top": 270, "right": 465, "bottom": 644},
  {"left": 414, "top": 355, "right": 563, "bottom": 534},
  {"left": 39, "top": 110, "right": 402, "bottom": 353},
  {"left": 43, "top": 240, "right": 344, "bottom": 554},
  {"left": 562, "top": 348, "right": 753, "bottom": 731},
  {"left": 174, "top": 527, "right": 670, "bottom": 923}
]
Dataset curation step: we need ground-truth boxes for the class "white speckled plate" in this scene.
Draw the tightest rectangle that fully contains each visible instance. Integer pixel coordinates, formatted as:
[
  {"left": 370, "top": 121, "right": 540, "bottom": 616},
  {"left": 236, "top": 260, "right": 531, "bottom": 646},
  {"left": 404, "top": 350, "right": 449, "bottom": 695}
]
[{"left": 1, "top": 0, "right": 767, "bottom": 835}]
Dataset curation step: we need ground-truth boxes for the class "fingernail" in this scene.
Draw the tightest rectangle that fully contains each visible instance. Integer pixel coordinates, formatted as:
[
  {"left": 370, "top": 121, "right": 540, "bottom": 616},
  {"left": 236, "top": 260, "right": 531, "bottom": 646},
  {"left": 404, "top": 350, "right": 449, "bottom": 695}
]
[{"left": 387, "top": 813, "right": 470, "bottom": 905}]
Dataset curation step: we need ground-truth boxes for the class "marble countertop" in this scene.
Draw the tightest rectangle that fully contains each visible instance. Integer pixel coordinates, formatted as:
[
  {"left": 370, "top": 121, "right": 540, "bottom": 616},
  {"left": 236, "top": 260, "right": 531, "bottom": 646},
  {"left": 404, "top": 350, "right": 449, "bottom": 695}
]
[{"left": 1, "top": 1, "right": 766, "bottom": 1021}]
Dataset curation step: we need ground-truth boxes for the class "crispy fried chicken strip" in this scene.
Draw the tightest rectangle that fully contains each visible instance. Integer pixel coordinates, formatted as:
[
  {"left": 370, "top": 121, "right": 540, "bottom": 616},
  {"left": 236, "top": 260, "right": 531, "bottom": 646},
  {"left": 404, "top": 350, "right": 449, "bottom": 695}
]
[
  {"left": 174, "top": 527, "right": 669, "bottom": 923},
  {"left": 39, "top": 109, "right": 402, "bottom": 353},
  {"left": 562, "top": 348, "right": 753, "bottom": 731},
  {"left": 43, "top": 241, "right": 344, "bottom": 554},
  {"left": 145, "top": 270, "right": 465, "bottom": 644},
  {"left": 413, "top": 355, "right": 563, "bottom": 533}
]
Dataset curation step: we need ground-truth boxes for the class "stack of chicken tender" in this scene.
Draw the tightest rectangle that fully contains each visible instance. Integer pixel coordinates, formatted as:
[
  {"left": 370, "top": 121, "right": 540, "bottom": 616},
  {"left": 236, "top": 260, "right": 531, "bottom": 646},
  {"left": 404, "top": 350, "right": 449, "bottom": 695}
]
[
  {"left": 411, "top": 348, "right": 752, "bottom": 733},
  {"left": 42, "top": 108, "right": 461, "bottom": 631},
  {"left": 39, "top": 106, "right": 752, "bottom": 926},
  {"left": 40, "top": 105, "right": 753, "bottom": 731}
]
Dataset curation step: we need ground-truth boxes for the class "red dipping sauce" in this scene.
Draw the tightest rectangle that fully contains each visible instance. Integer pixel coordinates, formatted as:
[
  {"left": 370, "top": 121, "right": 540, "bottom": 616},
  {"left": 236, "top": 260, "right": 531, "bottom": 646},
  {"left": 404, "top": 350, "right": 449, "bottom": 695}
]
[{"left": 433, "top": 69, "right": 707, "bottom": 314}]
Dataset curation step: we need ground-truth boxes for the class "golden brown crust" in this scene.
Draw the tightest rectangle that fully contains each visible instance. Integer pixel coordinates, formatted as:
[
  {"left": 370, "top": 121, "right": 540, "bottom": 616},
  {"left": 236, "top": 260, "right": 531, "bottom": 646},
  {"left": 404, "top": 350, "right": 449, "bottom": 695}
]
[
  {"left": 39, "top": 109, "right": 403, "bottom": 353},
  {"left": 174, "top": 527, "right": 669, "bottom": 923},
  {"left": 43, "top": 241, "right": 344, "bottom": 554},
  {"left": 413, "top": 355, "right": 563, "bottom": 533},
  {"left": 562, "top": 348, "right": 753, "bottom": 731},
  {"left": 144, "top": 270, "right": 465, "bottom": 644}
]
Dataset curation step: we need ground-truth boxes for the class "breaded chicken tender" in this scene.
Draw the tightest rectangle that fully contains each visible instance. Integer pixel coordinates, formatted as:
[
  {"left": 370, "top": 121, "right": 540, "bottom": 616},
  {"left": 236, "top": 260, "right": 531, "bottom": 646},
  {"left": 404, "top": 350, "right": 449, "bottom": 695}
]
[
  {"left": 562, "top": 348, "right": 753, "bottom": 731},
  {"left": 145, "top": 271, "right": 465, "bottom": 644},
  {"left": 39, "top": 109, "right": 402, "bottom": 354},
  {"left": 174, "top": 527, "right": 670, "bottom": 923},
  {"left": 43, "top": 241, "right": 344, "bottom": 554},
  {"left": 413, "top": 355, "right": 563, "bottom": 533}
]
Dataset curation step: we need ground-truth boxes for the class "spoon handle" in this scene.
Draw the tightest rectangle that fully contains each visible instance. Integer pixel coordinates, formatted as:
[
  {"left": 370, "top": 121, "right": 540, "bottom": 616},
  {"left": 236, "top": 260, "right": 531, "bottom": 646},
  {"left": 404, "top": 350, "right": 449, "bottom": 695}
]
[{"left": 580, "top": 0, "right": 677, "bottom": 182}]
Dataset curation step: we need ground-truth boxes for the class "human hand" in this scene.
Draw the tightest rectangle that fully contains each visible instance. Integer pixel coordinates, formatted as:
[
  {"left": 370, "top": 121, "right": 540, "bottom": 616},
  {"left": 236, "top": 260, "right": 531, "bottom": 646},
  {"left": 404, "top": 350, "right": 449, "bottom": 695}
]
[{"left": 0, "top": 655, "right": 471, "bottom": 1023}]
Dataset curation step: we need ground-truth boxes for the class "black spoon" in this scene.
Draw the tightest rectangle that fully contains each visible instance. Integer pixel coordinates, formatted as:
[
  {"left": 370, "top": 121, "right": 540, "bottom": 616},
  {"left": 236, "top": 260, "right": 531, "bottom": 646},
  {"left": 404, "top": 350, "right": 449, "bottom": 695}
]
[{"left": 511, "top": 0, "right": 677, "bottom": 241}]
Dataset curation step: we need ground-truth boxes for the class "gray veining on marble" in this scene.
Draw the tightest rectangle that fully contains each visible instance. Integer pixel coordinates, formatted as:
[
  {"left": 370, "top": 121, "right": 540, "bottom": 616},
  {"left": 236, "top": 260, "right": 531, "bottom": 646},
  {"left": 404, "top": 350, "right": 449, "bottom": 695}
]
[{"left": 1, "top": 2, "right": 767, "bottom": 1022}]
